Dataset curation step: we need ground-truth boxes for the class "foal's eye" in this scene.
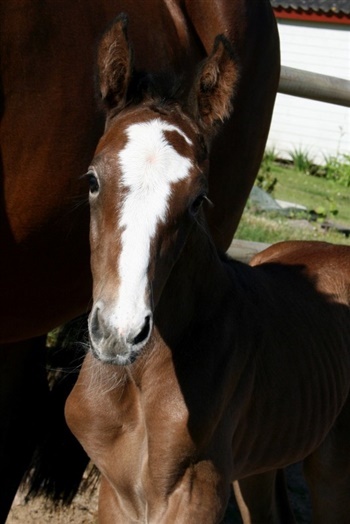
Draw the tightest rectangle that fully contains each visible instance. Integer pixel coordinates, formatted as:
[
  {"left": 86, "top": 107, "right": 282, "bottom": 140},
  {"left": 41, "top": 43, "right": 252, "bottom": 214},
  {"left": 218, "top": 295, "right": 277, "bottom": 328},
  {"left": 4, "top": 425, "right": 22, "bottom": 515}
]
[
  {"left": 87, "top": 172, "right": 99, "bottom": 194},
  {"left": 190, "top": 193, "right": 206, "bottom": 215}
]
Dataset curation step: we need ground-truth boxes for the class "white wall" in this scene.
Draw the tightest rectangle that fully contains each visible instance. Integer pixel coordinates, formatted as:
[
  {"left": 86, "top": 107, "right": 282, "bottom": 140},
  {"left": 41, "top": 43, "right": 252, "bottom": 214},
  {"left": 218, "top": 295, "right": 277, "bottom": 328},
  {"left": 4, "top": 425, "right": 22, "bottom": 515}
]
[{"left": 267, "top": 19, "right": 350, "bottom": 164}]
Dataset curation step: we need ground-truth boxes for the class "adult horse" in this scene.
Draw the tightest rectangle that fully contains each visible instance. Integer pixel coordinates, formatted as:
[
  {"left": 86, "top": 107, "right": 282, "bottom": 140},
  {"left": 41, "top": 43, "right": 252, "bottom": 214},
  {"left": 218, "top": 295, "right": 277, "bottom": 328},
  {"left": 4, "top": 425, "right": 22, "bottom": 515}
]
[
  {"left": 0, "top": 0, "right": 279, "bottom": 519},
  {"left": 66, "top": 18, "right": 350, "bottom": 523}
]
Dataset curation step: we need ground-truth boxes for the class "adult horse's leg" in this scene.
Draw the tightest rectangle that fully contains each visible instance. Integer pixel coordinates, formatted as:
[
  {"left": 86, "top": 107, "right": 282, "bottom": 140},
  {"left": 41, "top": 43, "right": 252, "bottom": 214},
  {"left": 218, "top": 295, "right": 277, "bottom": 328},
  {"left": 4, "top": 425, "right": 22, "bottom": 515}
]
[
  {"left": 0, "top": 337, "right": 48, "bottom": 522},
  {"left": 233, "top": 470, "right": 296, "bottom": 524},
  {"left": 304, "top": 395, "right": 350, "bottom": 524}
]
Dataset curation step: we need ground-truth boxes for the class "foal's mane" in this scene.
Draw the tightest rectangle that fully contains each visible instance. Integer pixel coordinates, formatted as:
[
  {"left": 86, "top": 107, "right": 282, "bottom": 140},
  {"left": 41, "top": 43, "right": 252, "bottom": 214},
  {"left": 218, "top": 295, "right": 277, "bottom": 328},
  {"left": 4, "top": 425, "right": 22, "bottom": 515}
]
[{"left": 126, "top": 69, "right": 186, "bottom": 107}]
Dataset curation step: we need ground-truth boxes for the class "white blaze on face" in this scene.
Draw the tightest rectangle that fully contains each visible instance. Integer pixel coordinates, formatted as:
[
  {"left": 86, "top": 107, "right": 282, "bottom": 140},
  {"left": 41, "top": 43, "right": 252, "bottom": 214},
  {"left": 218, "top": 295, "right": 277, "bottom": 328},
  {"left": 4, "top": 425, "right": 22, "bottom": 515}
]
[{"left": 114, "top": 118, "right": 193, "bottom": 336}]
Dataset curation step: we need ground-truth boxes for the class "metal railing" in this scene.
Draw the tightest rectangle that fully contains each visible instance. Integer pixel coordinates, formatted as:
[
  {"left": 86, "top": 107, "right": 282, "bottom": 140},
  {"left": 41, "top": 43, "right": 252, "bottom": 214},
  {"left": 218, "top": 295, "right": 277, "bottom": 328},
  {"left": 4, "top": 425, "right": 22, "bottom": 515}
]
[{"left": 279, "top": 66, "right": 350, "bottom": 108}]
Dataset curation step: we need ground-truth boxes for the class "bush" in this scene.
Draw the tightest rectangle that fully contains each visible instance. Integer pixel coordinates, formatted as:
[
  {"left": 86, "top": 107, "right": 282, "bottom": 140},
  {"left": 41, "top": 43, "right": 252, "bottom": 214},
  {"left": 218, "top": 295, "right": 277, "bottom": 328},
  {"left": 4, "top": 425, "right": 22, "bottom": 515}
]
[{"left": 323, "top": 154, "right": 350, "bottom": 187}]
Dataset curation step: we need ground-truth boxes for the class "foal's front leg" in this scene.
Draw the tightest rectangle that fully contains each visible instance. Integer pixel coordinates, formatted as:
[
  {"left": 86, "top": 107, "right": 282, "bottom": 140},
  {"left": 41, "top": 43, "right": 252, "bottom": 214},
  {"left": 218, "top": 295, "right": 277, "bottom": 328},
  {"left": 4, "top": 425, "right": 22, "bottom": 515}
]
[
  {"left": 157, "top": 459, "right": 231, "bottom": 523},
  {"left": 98, "top": 459, "right": 232, "bottom": 524},
  {"left": 98, "top": 478, "right": 133, "bottom": 524}
]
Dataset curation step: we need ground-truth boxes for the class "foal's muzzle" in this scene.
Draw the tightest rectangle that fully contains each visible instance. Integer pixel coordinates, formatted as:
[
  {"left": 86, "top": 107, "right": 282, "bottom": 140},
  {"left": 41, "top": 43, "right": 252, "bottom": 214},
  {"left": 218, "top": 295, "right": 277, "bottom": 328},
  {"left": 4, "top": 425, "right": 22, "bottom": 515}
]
[{"left": 88, "top": 305, "right": 152, "bottom": 365}]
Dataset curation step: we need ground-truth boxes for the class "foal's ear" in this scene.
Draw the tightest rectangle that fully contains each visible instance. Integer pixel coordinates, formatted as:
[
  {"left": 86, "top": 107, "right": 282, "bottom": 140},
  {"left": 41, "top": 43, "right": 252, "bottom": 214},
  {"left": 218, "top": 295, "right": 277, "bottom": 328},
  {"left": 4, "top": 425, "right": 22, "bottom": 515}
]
[
  {"left": 190, "top": 35, "right": 239, "bottom": 132},
  {"left": 97, "top": 14, "right": 133, "bottom": 112}
]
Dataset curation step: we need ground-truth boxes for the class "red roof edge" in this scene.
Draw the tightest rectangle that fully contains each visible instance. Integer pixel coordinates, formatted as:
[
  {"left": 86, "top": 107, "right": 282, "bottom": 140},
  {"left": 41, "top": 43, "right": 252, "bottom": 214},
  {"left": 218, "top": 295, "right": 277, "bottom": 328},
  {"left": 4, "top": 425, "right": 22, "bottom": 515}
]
[{"left": 273, "top": 7, "right": 350, "bottom": 25}]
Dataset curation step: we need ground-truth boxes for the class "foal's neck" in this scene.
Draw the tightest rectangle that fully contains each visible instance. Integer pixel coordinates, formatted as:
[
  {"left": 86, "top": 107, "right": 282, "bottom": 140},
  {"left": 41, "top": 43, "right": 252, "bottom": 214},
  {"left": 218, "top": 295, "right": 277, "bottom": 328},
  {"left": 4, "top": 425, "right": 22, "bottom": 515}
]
[{"left": 154, "top": 223, "right": 232, "bottom": 341}]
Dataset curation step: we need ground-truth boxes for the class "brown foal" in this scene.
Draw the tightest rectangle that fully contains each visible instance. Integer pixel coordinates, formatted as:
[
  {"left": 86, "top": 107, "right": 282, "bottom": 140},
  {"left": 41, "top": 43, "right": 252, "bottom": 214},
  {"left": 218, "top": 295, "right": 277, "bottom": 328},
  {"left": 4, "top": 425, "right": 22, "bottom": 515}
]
[{"left": 66, "top": 17, "right": 350, "bottom": 524}]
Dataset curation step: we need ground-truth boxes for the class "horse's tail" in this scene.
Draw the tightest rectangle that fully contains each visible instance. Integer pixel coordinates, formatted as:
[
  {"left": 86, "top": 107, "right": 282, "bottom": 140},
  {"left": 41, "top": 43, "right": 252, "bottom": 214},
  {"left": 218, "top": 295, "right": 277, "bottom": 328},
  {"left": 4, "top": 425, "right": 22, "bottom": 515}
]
[{"left": 24, "top": 314, "right": 98, "bottom": 505}]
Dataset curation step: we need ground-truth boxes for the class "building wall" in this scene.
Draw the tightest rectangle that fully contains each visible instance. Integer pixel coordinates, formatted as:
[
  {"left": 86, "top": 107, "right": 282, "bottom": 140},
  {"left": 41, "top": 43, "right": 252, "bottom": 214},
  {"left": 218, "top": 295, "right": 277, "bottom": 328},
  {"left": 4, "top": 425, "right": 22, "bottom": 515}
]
[{"left": 267, "top": 19, "right": 350, "bottom": 163}]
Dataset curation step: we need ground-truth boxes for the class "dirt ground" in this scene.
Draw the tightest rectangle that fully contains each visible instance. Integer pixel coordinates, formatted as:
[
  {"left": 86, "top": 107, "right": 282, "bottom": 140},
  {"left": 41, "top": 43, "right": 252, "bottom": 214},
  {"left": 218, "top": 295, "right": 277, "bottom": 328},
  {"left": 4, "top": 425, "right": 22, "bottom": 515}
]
[
  {"left": 7, "top": 464, "right": 311, "bottom": 523},
  {"left": 8, "top": 485, "right": 99, "bottom": 524}
]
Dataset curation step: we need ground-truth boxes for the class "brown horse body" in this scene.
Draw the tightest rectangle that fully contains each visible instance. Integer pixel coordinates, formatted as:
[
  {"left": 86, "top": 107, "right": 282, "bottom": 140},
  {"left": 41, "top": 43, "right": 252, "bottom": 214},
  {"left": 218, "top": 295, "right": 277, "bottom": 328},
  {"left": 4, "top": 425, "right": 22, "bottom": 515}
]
[
  {"left": 65, "top": 19, "right": 350, "bottom": 523},
  {"left": 0, "top": 1, "right": 279, "bottom": 518}
]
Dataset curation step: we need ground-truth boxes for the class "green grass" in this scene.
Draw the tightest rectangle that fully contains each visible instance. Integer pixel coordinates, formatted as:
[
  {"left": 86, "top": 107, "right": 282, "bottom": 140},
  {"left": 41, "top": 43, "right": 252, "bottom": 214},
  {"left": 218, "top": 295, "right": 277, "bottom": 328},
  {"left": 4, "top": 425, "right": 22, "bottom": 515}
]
[
  {"left": 236, "top": 163, "right": 350, "bottom": 246},
  {"left": 272, "top": 164, "right": 350, "bottom": 226},
  {"left": 236, "top": 211, "right": 350, "bottom": 245}
]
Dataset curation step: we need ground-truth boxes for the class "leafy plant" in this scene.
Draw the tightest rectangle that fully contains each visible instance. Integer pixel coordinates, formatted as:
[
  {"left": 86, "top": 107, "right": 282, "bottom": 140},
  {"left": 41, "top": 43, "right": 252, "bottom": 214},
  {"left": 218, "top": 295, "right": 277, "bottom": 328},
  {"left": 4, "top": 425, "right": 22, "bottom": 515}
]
[{"left": 289, "top": 147, "right": 314, "bottom": 174}]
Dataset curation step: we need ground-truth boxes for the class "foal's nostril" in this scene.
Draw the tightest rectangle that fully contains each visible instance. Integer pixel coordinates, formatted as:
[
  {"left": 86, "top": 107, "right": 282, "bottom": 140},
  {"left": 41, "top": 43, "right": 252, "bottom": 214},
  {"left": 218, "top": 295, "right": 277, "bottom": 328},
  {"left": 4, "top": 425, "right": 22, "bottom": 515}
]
[
  {"left": 89, "top": 307, "right": 104, "bottom": 344},
  {"left": 131, "top": 315, "right": 151, "bottom": 346}
]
